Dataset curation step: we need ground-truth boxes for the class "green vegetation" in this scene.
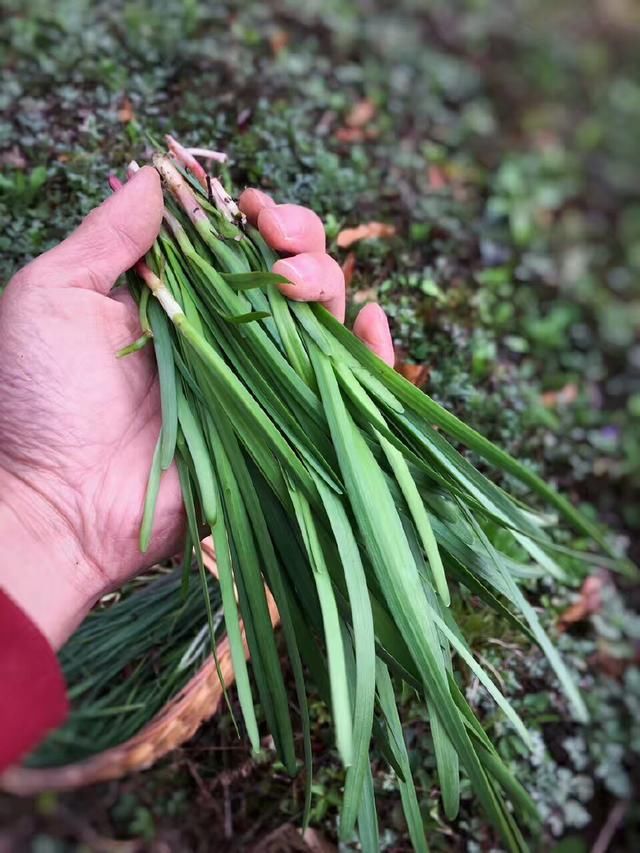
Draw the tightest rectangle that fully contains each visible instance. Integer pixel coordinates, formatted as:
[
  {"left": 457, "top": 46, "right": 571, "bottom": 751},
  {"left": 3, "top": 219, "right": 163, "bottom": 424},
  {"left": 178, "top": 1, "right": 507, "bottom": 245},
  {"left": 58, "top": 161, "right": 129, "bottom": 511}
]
[
  {"left": 26, "top": 570, "right": 226, "bottom": 768},
  {"left": 1, "top": 0, "right": 638, "bottom": 850}
]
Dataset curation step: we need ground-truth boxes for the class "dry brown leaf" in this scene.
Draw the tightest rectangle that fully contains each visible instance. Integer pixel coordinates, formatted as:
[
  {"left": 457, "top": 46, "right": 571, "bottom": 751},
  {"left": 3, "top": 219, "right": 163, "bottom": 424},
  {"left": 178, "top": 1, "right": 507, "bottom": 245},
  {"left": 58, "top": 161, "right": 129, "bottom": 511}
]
[
  {"left": 335, "top": 127, "right": 365, "bottom": 143},
  {"left": 597, "top": 0, "right": 640, "bottom": 31},
  {"left": 335, "top": 126, "right": 378, "bottom": 143},
  {"left": 352, "top": 286, "right": 379, "bottom": 305},
  {"left": 315, "top": 109, "right": 336, "bottom": 135},
  {"left": 558, "top": 575, "right": 604, "bottom": 632},
  {"left": 118, "top": 96, "right": 135, "bottom": 124},
  {"left": 346, "top": 98, "right": 376, "bottom": 128},
  {"left": 542, "top": 383, "right": 579, "bottom": 408},
  {"left": 341, "top": 251, "right": 357, "bottom": 288},
  {"left": 337, "top": 221, "right": 396, "bottom": 249},
  {"left": 302, "top": 828, "right": 337, "bottom": 853},
  {"left": 428, "top": 165, "right": 448, "bottom": 189},
  {"left": 396, "top": 361, "right": 430, "bottom": 387},
  {"left": 269, "top": 29, "right": 289, "bottom": 56},
  {"left": 251, "top": 824, "right": 308, "bottom": 852},
  {"left": 0, "top": 146, "right": 27, "bottom": 169},
  {"left": 588, "top": 648, "right": 639, "bottom": 678}
]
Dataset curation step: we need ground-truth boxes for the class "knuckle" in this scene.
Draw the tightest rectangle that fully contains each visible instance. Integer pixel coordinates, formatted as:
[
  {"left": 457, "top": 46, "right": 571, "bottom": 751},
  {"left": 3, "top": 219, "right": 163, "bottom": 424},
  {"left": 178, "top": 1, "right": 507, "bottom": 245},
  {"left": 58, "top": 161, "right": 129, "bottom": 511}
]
[{"left": 111, "top": 221, "right": 140, "bottom": 257}]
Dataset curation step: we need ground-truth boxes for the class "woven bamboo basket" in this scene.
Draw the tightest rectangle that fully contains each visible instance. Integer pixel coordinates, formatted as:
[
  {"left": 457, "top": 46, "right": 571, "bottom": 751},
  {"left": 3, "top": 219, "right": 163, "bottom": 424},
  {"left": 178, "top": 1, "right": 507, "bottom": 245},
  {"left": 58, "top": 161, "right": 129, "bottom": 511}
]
[{"left": 0, "top": 541, "right": 281, "bottom": 796}]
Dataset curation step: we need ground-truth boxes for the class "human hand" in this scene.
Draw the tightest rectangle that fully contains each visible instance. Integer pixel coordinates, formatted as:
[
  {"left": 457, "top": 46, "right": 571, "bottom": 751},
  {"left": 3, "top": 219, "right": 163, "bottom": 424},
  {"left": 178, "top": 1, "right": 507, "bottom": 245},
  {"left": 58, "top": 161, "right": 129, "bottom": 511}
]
[
  {"left": 0, "top": 167, "right": 172, "bottom": 647},
  {"left": 0, "top": 169, "right": 393, "bottom": 649},
  {"left": 238, "top": 188, "right": 395, "bottom": 366}
]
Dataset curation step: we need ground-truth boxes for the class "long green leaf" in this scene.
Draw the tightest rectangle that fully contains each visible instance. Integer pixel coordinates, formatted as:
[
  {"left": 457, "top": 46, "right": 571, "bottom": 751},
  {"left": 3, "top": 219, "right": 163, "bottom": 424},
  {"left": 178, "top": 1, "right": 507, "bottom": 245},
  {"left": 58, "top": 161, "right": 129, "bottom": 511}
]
[
  {"left": 376, "top": 661, "right": 429, "bottom": 853},
  {"left": 207, "top": 411, "right": 297, "bottom": 772},
  {"left": 177, "top": 387, "right": 218, "bottom": 525},
  {"left": 357, "top": 764, "right": 380, "bottom": 853},
  {"left": 288, "top": 480, "right": 354, "bottom": 767},
  {"left": 313, "top": 303, "right": 626, "bottom": 563},
  {"left": 318, "top": 482, "right": 376, "bottom": 837},
  {"left": 140, "top": 431, "right": 162, "bottom": 553},
  {"left": 465, "top": 507, "right": 589, "bottom": 723},
  {"left": 148, "top": 298, "right": 178, "bottom": 470},
  {"left": 378, "top": 432, "right": 450, "bottom": 607},
  {"left": 308, "top": 341, "right": 518, "bottom": 847}
]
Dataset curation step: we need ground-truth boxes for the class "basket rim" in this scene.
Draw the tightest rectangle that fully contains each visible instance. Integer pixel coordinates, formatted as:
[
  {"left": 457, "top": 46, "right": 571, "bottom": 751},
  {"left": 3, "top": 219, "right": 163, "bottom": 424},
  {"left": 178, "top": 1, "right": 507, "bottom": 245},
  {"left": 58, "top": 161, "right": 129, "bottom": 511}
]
[{"left": 0, "top": 542, "right": 280, "bottom": 795}]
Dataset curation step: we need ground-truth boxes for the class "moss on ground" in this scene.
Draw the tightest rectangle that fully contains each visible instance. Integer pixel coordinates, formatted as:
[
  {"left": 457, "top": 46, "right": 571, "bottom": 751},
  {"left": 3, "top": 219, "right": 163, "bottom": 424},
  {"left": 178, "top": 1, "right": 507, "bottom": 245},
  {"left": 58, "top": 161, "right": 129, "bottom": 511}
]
[{"left": 1, "top": 1, "right": 639, "bottom": 850}]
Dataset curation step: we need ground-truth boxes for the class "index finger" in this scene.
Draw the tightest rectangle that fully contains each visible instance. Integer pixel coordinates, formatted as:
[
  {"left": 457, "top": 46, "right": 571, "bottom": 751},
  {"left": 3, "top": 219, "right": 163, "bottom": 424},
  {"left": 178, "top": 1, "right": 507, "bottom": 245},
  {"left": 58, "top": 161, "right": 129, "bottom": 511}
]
[
  {"left": 238, "top": 188, "right": 276, "bottom": 226},
  {"left": 238, "top": 190, "right": 326, "bottom": 255}
]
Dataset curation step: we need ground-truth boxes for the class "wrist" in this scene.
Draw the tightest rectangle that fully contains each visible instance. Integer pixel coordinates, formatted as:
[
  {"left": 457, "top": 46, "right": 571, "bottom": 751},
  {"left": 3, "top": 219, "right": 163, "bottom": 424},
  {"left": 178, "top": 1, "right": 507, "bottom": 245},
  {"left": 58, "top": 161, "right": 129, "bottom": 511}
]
[{"left": 0, "top": 468, "right": 100, "bottom": 650}]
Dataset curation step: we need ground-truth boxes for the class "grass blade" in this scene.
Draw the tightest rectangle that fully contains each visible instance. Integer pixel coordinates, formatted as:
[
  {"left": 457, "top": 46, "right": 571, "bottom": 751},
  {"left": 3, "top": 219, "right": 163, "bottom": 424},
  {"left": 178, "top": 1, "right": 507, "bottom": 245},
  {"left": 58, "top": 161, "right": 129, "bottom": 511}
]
[
  {"left": 288, "top": 480, "right": 354, "bottom": 766},
  {"left": 313, "top": 303, "right": 627, "bottom": 564},
  {"left": 175, "top": 448, "right": 238, "bottom": 727},
  {"left": 148, "top": 298, "right": 178, "bottom": 470},
  {"left": 308, "top": 340, "right": 518, "bottom": 847},
  {"left": 140, "top": 431, "right": 162, "bottom": 553},
  {"left": 464, "top": 507, "right": 589, "bottom": 723},
  {"left": 378, "top": 432, "right": 450, "bottom": 606},
  {"left": 221, "top": 271, "right": 291, "bottom": 289},
  {"left": 177, "top": 387, "right": 218, "bottom": 525},
  {"left": 376, "top": 661, "right": 429, "bottom": 853},
  {"left": 357, "top": 764, "right": 380, "bottom": 853},
  {"left": 317, "top": 482, "right": 376, "bottom": 837},
  {"left": 206, "top": 411, "right": 297, "bottom": 772}
]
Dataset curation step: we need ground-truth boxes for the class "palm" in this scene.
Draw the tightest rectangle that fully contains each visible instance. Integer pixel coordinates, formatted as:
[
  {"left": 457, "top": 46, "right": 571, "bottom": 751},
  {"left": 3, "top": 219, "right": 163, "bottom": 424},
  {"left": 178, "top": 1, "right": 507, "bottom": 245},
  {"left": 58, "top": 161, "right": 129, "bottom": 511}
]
[{"left": 0, "top": 280, "right": 182, "bottom": 584}]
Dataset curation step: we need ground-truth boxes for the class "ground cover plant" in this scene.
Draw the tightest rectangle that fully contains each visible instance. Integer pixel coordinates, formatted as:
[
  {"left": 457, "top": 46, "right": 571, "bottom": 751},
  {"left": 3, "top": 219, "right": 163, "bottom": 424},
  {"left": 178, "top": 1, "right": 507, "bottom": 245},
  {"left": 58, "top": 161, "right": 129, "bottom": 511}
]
[{"left": 1, "top": 1, "right": 638, "bottom": 850}]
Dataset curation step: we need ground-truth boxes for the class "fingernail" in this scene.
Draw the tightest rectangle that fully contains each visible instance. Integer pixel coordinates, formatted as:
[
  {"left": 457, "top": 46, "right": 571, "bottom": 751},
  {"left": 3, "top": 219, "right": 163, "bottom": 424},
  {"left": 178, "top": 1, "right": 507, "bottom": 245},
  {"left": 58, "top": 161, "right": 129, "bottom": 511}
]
[
  {"left": 245, "top": 188, "right": 275, "bottom": 207},
  {"left": 275, "top": 254, "right": 321, "bottom": 283}
]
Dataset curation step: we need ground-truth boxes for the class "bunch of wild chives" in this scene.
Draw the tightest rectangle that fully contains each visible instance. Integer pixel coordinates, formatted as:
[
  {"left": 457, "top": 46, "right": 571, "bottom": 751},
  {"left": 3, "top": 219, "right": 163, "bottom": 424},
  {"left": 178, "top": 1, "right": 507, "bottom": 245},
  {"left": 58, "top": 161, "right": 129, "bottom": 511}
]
[
  {"left": 111, "top": 139, "right": 630, "bottom": 852},
  {"left": 27, "top": 569, "right": 225, "bottom": 768}
]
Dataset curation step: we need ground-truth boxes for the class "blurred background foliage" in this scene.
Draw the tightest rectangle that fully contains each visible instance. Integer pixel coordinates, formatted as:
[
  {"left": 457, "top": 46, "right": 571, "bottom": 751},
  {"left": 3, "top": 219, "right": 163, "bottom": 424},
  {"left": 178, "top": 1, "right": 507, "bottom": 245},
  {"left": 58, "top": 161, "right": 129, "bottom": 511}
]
[{"left": 1, "top": 0, "right": 638, "bottom": 850}]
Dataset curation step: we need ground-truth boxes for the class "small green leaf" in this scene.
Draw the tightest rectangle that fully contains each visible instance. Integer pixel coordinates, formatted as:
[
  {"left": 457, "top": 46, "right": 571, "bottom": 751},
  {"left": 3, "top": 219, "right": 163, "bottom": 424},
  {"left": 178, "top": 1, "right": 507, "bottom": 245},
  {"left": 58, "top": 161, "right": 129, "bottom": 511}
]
[
  {"left": 221, "top": 272, "right": 292, "bottom": 290},
  {"left": 224, "top": 310, "right": 271, "bottom": 324},
  {"left": 116, "top": 332, "right": 152, "bottom": 358}
]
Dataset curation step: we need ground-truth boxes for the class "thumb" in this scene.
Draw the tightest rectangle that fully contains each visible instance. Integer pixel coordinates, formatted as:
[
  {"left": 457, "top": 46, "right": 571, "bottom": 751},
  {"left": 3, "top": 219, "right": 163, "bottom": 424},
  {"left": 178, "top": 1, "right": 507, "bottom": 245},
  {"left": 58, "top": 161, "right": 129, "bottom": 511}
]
[{"left": 30, "top": 166, "right": 163, "bottom": 294}]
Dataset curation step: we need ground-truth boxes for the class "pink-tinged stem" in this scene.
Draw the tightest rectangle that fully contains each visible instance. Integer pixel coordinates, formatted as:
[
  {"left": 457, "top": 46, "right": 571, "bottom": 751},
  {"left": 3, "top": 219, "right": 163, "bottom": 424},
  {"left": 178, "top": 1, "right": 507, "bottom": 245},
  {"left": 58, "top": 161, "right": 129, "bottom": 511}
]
[
  {"left": 152, "top": 153, "right": 210, "bottom": 229},
  {"left": 185, "top": 147, "right": 227, "bottom": 163},
  {"left": 108, "top": 174, "right": 124, "bottom": 192},
  {"left": 134, "top": 259, "right": 163, "bottom": 292},
  {"left": 208, "top": 176, "right": 244, "bottom": 224},
  {"left": 164, "top": 134, "right": 244, "bottom": 225},
  {"left": 165, "top": 134, "right": 208, "bottom": 189},
  {"left": 134, "top": 259, "right": 184, "bottom": 321}
]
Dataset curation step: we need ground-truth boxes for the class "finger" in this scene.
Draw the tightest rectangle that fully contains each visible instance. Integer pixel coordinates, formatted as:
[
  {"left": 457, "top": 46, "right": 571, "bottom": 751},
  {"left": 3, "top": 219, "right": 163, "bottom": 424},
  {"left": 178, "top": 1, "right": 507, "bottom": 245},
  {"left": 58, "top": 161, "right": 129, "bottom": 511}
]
[
  {"left": 258, "top": 204, "right": 326, "bottom": 254},
  {"left": 353, "top": 303, "right": 395, "bottom": 366},
  {"left": 108, "top": 286, "right": 146, "bottom": 338},
  {"left": 238, "top": 188, "right": 276, "bottom": 226},
  {"left": 273, "top": 252, "right": 345, "bottom": 322},
  {"left": 29, "top": 166, "right": 163, "bottom": 294}
]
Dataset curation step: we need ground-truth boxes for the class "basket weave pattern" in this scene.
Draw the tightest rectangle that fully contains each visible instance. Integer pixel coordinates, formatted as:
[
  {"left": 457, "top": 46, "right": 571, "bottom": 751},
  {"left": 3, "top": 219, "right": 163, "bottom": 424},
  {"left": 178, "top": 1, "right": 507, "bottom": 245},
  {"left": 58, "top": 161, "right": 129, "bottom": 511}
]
[{"left": 0, "top": 543, "right": 280, "bottom": 795}]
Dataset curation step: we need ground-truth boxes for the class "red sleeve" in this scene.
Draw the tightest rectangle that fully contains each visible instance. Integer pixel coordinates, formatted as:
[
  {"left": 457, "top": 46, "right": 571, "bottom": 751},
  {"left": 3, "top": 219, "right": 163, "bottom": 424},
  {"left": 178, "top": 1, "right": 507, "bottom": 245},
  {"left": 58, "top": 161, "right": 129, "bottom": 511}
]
[{"left": 0, "top": 589, "right": 68, "bottom": 772}]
